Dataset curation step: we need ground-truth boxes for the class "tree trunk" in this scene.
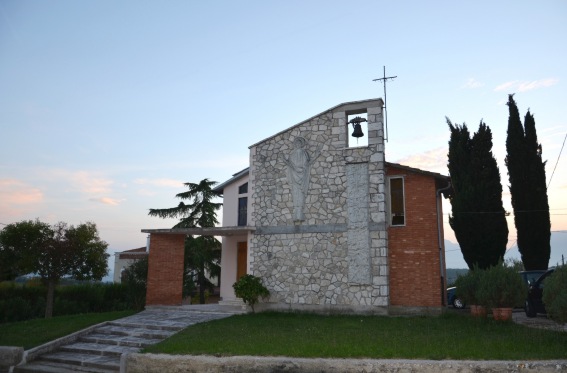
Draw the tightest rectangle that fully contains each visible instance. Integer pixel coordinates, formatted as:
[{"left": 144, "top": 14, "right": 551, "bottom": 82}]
[
  {"left": 198, "top": 266, "right": 206, "bottom": 304},
  {"left": 45, "top": 279, "right": 56, "bottom": 318}
]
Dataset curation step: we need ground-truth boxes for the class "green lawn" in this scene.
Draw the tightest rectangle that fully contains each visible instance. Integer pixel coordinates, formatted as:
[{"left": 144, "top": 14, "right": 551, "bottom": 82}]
[
  {"left": 145, "top": 311, "right": 567, "bottom": 360},
  {"left": 0, "top": 310, "right": 136, "bottom": 350}
]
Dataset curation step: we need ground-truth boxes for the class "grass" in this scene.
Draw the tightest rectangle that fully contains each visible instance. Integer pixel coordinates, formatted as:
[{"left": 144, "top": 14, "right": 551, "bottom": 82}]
[
  {"left": 145, "top": 311, "right": 567, "bottom": 360},
  {"left": 0, "top": 310, "right": 136, "bottom": 350}
]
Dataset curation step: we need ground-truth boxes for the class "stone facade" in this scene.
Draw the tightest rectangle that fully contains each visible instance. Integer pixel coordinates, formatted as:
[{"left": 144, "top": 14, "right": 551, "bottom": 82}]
[
  {"left": 249, "top": 99, "right": 388, "bottom": 312},
  {"left": 142, "top": 98, "right": 450, "bottom": 314}
]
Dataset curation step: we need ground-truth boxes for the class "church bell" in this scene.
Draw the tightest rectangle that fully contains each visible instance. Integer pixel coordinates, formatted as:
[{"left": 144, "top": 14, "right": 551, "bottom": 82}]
[{"left": 349, "top": 116, "right": 366, "bottom": 138}]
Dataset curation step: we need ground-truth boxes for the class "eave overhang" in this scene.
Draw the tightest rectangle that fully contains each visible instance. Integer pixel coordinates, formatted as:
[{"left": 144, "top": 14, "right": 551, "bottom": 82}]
[{"left": 141, "top": 226, "right": 255, "bottom": 236}]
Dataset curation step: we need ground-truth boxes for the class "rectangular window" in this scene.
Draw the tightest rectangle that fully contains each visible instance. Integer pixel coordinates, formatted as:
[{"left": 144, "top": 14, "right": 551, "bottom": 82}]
[
  {"left": 238, "top": 182, "right": 248, "bottom": 194},
  {"left": 389, "top": 177, "right": 405, "bottom": 226},
  {"left": 238, "top": 197, "right": 248, "bottom": 226}
]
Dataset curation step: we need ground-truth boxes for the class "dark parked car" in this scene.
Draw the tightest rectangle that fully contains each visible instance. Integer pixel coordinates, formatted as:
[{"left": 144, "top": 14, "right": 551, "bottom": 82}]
[
  {"left": 519, "top": 270, "right": 546, "bottom": 286},
  {"left": 525, "top": 268, "right": 555, "bottom": 318},
  {"left": 447, "top": 287, "right": 465, "bottom": 309}
]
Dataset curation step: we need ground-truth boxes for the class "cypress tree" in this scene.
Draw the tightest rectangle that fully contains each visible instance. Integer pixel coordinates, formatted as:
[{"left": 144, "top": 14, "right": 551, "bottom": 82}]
[
  {"left": 505, "top": 95, "right": 551, "bottom": 270},
  {"left": 447, "top": 119, "right": 508, "bottom": 269}
]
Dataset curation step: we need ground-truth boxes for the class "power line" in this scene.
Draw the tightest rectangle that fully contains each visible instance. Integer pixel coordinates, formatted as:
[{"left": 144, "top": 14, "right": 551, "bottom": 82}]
[{"left": 548, "top": 132, "right": 566, "bottom": 188}]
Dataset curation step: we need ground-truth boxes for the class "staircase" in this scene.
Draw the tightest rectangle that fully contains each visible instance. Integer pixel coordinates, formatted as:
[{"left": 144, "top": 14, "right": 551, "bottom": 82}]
[
  {"left": 14, "top": 305, "right": 245, "bottom": 373},
  {"left": 14, "top": 319, "right": 180, "bottom": 373}
]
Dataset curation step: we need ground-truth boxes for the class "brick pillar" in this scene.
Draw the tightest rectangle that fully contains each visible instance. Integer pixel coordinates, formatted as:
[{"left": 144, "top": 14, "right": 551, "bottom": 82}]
[{"left": 146, "top": 234, "right": 185, "bottom": 306}]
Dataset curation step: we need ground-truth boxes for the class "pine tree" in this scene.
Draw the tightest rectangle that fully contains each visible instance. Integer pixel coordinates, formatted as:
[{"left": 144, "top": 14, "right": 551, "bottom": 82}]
[
  {"left": 447, "top": 119, "right": 508, "bottom": 269},
  {"left": 149, "top": 179, "right": 222, "bottom": 303},
  {"left": 505, "top": 95, "right": 551, "bottom": 270}
]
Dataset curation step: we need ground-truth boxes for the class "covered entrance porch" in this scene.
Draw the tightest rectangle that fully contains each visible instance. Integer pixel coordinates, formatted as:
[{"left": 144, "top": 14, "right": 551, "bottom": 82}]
[{"left": 141, "top": 226, "right": 254, "bottom": 306}]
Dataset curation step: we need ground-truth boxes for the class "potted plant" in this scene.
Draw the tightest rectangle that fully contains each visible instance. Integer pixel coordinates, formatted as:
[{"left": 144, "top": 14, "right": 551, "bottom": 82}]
[
  {"left": 455, "top": 268, "right": 486, "bottom": 317},
  {"left": 479, "top": 263, "right": 526, "bottom": 321}
]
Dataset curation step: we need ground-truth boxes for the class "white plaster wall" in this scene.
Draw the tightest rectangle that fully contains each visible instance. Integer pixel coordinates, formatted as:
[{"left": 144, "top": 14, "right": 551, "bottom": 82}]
[
  {"left": 219, "top": 173, "right": 250, "bottom": 301},
  {"left": 113, "top": 257, "right": 138, "bottom": 283},
  {"left": 221, "top": 175, "right": 249, "bottom": 227}
]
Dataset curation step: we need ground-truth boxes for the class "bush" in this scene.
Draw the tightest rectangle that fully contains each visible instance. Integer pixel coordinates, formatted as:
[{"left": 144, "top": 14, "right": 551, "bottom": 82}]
[
  {"left": 233, "top": 274, "right": 269, "bottom": 313},
  {"left": 543, "top": 266, "right": 567, "bottom": 324},
  {"left": 455, "top": 268, "right": 483, "bottom": 305},
  {"left": 478, "top": 263, "right": 526, "bottom": 308},
  {"left": 121, "top": 258, "right": 148, "bottom": 310},
  {"left": 0, "top": 280, "right": 142, "bottom": 323}
]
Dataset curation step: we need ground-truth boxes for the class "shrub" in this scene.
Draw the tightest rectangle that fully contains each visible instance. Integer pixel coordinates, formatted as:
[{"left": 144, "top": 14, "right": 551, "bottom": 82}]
[
  {"left": 0, "top": 281, "right": 140, "bottom": 323},
  {"left": 233, "top": 274, "right": 269, "bottom": 313},
  {"left": 478, "top": 263, "right": 526, "bottom": 308},
  {"left": 543, "top": 266, "right": 567, "bottom": 324},
  {"left": 455, "top": 267, "right": 484, "bottom": 305},
  {"left": 121, "top": 258, "right": 148, "bottom": 310}
]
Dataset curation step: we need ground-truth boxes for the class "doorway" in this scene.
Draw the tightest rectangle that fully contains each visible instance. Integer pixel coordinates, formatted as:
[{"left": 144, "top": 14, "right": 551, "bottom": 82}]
[{"left": 236, "top": 242, "right": 248, "bottom": 280}]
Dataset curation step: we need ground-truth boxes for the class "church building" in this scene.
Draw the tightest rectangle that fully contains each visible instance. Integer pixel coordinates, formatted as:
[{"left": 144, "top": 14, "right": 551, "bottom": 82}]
[{"left": 143, "top": 98, "right": 451, "bottom": 315}]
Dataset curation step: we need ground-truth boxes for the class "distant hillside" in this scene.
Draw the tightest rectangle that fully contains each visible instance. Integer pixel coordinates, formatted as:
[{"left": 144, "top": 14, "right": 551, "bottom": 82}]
[{"left": 446, "top": 268, "right": 469, "bottom": 286}]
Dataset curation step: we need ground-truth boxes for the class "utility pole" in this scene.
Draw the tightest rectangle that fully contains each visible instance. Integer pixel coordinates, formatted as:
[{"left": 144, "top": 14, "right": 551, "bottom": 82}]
[{"left": 373, "top": 66, "right": 397, "bottom": 142}]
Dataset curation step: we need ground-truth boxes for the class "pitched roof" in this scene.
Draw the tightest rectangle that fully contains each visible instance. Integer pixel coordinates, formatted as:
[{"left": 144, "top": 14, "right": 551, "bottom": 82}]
[
  {"left": 212, "top": 167, "right": 249, "bottom": 195},
  {"left": 248, "top": 98, "right": 383, "bottom": 148},
  {"left": 386, "top": 162, "right": 449, "bottom": 181}
]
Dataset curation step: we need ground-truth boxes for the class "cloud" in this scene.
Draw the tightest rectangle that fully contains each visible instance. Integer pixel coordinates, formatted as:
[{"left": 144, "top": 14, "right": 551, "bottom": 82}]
[
  {"left": 0, "top": 179, "right": 43, "bottom": 204},
  {"left": 137, "top": 189, "right": 158, "bottom": 197},
  {"left": 134, "top": 178, "right": 183, "bottom": 188},
  {"left": 393, "top": 147, "right": 448, "bottom": 175},
  {"left": 0, "top": 179, "right": 44, "bottom": 219},
  {"left": 71, "top": 171, "right": 114, "bottom": 194},
  {"left": 461, "top": 78, "right": 484, "bottom": 89},
  {"left": 494, "top": 78, "right": 559, "bottom": 93},
  {"left": 89, "top": 197, "right": 123, "bottom": 206}
]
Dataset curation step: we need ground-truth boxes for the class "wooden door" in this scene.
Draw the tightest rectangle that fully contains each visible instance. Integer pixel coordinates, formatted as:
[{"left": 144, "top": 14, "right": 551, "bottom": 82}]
[{"left": 237, "top": 242, "right": 248, "bottom": 280}]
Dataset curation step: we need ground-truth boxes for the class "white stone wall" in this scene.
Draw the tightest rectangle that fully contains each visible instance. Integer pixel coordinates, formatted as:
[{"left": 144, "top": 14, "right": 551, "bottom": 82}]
[{"left": 249, "top": 99, "right": 388, "bottom": 312}]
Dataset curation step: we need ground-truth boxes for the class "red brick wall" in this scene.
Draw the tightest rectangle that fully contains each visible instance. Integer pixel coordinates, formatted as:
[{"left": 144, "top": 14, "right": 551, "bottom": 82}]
[
  {"left": 146, "top": 234, "right": 185, "bottom": 306},
  {"left": 387, "top": 166, "right": 446, "bottom": 307}
]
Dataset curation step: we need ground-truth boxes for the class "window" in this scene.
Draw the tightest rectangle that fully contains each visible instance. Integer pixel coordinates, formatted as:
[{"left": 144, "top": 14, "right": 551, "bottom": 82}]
[
  {"left": 238, "top": 197, "right": 247, "bottom": 226},
  {"left": 389, "top": 177, "right": 405, "bottom": 226},
  {"left": 238, "top": 182, "right": 248, "bottom": 194}
]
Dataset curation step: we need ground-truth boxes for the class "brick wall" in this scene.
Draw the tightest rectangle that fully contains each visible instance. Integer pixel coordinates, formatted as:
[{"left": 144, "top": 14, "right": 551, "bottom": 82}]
[
  {"left": 146, "top": 234, "right": 185, "bottom": 306},
  {"left": 387, "top": 165, "right": 445, "bottom": 307}
]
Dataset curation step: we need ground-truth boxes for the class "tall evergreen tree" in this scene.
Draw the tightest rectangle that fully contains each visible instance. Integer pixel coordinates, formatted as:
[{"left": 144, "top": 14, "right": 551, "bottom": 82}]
[
  {"left": 447, "top": 119, "right": 508, "bottom": 269},
  {"left": 505, "top": 95, "right": 551, "bottom": 270},
  {"left": 149, "top": 179, "right": 222, "bottom": 304}
]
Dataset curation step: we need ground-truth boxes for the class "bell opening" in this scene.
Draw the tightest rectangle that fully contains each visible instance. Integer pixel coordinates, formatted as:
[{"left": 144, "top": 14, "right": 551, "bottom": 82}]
[{"left": 347, "top": 113, "right": 368, "bottom": 148}]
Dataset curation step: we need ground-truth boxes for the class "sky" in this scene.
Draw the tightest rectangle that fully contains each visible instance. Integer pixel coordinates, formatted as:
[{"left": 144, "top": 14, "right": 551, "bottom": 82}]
[{"left": 1, "top": 1, "right": 566, "bottom": 279}]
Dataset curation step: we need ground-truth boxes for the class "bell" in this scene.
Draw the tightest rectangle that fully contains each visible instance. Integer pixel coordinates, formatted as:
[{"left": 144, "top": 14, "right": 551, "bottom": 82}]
[
  {"left": 350, "top": 116, "right": 366, "bottom": 138},
  {"left": 351, "top": 123, "right": 364, "bottom": 138}
]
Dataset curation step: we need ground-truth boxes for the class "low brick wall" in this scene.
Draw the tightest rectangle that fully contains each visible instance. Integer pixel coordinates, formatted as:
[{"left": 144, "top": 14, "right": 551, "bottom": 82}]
[{"left": 122, "top": 354, "right": 567, "bottom": 373}]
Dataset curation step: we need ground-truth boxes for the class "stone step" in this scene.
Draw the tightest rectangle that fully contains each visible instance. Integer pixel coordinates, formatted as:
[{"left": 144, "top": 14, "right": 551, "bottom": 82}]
[
  {"left": 94, "top": 324, "right": 176, "bottom": 339},
  {"left": 80, "top": 333, "right": 161, "bottom": 348},
  {"left": 14, "top": 359, "right": 117, "bottom": 373},
  {"left": 32, "top": 351, "right": 120, "bottom": 371},
  {"left": 108, "top": 320, "right": 184, "bottom": 332},
  {"left": 60, "top": 342, "right": 141, "bottom": 357}
]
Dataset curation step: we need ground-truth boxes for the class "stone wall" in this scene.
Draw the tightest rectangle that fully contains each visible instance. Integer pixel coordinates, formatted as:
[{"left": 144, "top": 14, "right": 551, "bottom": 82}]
[{"left": 249, "top": 99, "right": 388, "bottom": 312}]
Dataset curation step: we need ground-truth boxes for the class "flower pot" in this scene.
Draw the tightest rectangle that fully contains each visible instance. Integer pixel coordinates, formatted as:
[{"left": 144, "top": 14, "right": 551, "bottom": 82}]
[
  {"left": 470, "top": 305, "right": 487, "bottom": 318},
  {"left": 492, "top": 307, "right": 513, "bottom": 321}
]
